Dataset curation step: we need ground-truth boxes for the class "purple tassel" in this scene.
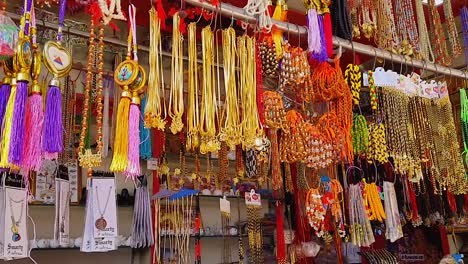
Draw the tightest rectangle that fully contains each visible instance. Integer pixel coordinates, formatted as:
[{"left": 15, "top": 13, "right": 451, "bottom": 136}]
[
  {"left": 42, "top": 85, "right": 63, "bottom": 155},
  {"left": 0, "top": 83, "right": 12, "bottom": 127},
  {"left": 8, "top": 80, "right": 28, "bottom": 164},
  {"left": 311, "top": 15, "right": 328, "bottom": 62}
]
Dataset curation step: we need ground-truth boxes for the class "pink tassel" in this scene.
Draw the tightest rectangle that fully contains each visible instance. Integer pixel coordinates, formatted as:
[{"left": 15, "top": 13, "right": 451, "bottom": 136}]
[
  {"left": 21, "top": 93, "right": 44, "bottom": 171},
  {"left": 124, "top": 103, "right": 141, "bottom": 179}
]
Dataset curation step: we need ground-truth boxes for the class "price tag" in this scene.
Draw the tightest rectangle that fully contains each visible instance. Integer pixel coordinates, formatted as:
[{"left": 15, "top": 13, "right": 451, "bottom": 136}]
[
  {"left": 245, "top": 189, "right": 261, "bottom": 206},
  {"left": 147, "top": 158, "right": 158, "bottom": 171},
  {"left": 220, "top": 197, "right": 231, "bottom": 214}
]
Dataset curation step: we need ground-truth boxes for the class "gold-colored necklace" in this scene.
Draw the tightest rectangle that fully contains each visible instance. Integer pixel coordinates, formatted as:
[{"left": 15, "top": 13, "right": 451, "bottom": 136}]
[
  {"left": 144, "top": 7, "right": 166, "bottom": 130},
  {"left": 238, "top": 35, "right": 263, "bottom": 149},
  {"left": 78, "top": 21, "right": 104, "bottom": 169},
  {"left": 168, "top": 13, "right": 184, "bottom": 134},
  {"left": 220, "top": 27, "right": 241, "bottom": 150},
  {"left": 186, "top": 22, "right": 200, "bottom": 152},
  {"left": 199, "top": 26, "right": 220, "bottom": 154}
]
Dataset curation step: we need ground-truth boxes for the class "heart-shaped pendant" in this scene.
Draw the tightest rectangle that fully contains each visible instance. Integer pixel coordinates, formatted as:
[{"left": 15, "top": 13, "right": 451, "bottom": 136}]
[{"left": 43, "top": 41, "right": 72, "bottom": 77}]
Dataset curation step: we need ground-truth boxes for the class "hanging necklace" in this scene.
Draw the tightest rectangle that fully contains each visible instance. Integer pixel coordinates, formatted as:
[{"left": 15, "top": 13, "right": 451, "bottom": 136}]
[
  {"left": 144, "top": 7, "right": 166, "bottom": 130},
  {"left": 221, "top": 27, "right": 241, "bottom": 150},
  {"left": 374, "top": 0, "right": 399, "bottom": 51},
  {"left": 95, "top": 185, "right": 112, "bottom": 231},
  {"left": 60, "top": 190, "right": 71, "bottom": 233},
  {"left": 9, "top": 197, "right": 24, "bottom": 242},
  {"left": 186, "top": 22, "right": 199, "bottom": 152},
  {"left": 199, "top": 26, "right": 220, "bottom": 154},
  {"left": 443, "top": 0, "right": 462, "bottom": 57},
  {"left": 428, "top": 0, "right": 451, "bottom": 66},
  {"left": 78, "top": 20, "right": 104, "bottom": 169},
  {"left": 168, "top": 13, "right": 184, "bottom": 135},
  {"left": 414, "top": 0, "right": 434, "bottom": 62},
  {"left": 395, "top": 0, "right": 419, "bottom": 56}
]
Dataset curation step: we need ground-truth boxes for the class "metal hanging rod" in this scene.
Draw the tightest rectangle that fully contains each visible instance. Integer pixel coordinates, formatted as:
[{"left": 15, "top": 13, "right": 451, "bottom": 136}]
[{"left": 185, "top": 0, "right": 468, "bottom": 79}]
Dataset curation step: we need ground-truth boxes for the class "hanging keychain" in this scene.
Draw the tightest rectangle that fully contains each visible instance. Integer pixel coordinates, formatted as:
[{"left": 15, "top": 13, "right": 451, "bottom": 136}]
[
  {"left": 111, "top": 3, "right": 141, "bottom": 173},
  {"left": 2, "top": 0, "right": 33, "bottom": 167},
  {"left": 123, "top": 3, "right": 146, "bottom": 179},
  {"left": 42, "top": 0, "right": 72, "bottom": 159}
]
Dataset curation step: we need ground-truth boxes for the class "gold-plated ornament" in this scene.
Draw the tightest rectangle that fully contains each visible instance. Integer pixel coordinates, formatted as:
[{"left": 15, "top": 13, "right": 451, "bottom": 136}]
[{"left": 42, "top": 41, "right": 72, "bottom": 78}]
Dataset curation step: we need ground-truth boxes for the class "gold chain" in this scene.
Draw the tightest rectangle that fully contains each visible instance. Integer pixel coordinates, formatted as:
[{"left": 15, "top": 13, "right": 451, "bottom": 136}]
[
  {"left": 186, "top": 22, "right": 200, "bottom": 152},
  {"left": 168, "top": 13, "right": 184, "bottom": 134},
  {"left": 144, "top": 7, "right": 166, "bottom": 130}
]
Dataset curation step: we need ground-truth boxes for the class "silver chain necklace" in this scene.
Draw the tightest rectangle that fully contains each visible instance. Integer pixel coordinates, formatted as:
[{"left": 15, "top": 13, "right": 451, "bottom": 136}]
[{"left": 95, "top": 185, "right": 112, "bottom": 231}]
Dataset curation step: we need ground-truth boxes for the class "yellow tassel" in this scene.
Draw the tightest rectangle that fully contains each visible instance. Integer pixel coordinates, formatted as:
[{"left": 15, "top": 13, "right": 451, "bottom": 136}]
[
  {"left": 0, "top": 84, "right": 17, "bottom": 168},
  {"left": 109, "top": 96, "right": 131, "bottom": 172},
  {"left": 272, "top": 0, "right": 288, "bottom": 58}
]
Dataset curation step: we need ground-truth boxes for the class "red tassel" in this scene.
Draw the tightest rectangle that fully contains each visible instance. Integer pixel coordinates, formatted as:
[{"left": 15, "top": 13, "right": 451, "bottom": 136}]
[
  {"left": 179, "top": 18, "right": 187, "bottom": 34},
  {"left": 156, "top": 0, "right": 167, "bottom": 30},
  {"left": 276, "top": 202, "right": 287, "bottom": 263},
  {"left": 323, "top": 13, "right": 334, "bottom": 58}
]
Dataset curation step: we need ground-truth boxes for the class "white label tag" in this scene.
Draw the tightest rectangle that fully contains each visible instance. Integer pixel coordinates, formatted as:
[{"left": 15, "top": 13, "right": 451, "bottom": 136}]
[
  {"left": 147, "top": 159, "right": 158, "bottom": 171},
  {"left": 244, "top": 189, "right": 261, "bottom": 206},
  {"left": 219, "top": 197, "right": 231, "bottom": 214}
]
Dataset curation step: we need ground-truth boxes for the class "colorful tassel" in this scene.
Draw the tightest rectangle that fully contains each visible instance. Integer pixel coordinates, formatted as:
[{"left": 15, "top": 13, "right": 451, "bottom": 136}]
[
  {"left": 0, "top": 83, "right": 12, "bottom": 127},
  {"left": 42, "top": 85, "right": 63, "bottom": 156},
  {"left": 21, "top": 92, "right": 44, "bottom": 171},
  {"left": 124, "top": 102, "right": 141, "bottom": 179},
  {"left": 314, "top": 15, "right": 328, "bottom": 62},
  {"left": 323, "top": 13, "right": 334, "bottom": 58},
  {"left": 139, "top": 95, "right": 152, "bottom": 160},
  {"left": 307, "top": 9, "right": 322, "bottom": 56},
  {"left": 0, "top": 81, "right": 17, "bottom": 167},
  {"left": 156, "top": 0, "right": 167, "bottom": 30},
  {"left": 110, "top": 95, "right": 130, "bottom": 172},
  {"left": 8, "top": 80, "right": 28, "bottom": 165},
  {"left": 272, "top": 0, "right": 287, "bottom": 58}
]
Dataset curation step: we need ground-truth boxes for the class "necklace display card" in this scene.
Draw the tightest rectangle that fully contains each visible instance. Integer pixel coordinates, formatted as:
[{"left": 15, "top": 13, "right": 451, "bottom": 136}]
[
  {"left": 2, "top": 187, "right": 27, "bottom": 259},
  {"left": 92, "top": 178, "right": 118, "bottom": 238},
  {"left": 54, "top": 179, "right": 70, "bottom": 247},
  {"left": 81, "top": 178, "right": 94, "bottom": 252}
]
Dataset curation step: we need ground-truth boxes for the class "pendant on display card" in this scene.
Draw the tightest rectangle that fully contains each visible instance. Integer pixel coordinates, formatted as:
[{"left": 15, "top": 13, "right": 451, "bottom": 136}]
[
  {"left": 95, "top": 217, "right": 107, "bottom": 231},
  {"left": 114, "top": 59, "right": 139, "bottom": 87},
  {"left": 11, "top": 224, "right": 20, "bottom": 242},
  {"left": 42, "top": 41, "right": 72, "bottom": 77}
]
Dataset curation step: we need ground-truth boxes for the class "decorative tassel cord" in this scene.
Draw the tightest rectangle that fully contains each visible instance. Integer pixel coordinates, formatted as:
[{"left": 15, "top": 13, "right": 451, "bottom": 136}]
[
  {"left": 42, "top": 86, "right": 63, "bottom": 155},
  {"left": 124, "top": 103, "right": 140, "bottom": 178},
  {"left": 307, "top": 9, "right": 322, "bottom": 57},
  {"left": 139, "top": 95, "right": 152, "bottom": 160},
  {"left": 110, "top": 96, "right": 130, "bottom": 172},
  {"left": 0, "top": 84, "right": 17, "bottom": 167},
  {"left": 21, "top": 93, "right": 44, "bottom": 171},
  {"left": 9, "top": 80, "right": 28, "bottom": 165},
  {"left": 276, "top": 202, "right": 287, "bottom": 263}
]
